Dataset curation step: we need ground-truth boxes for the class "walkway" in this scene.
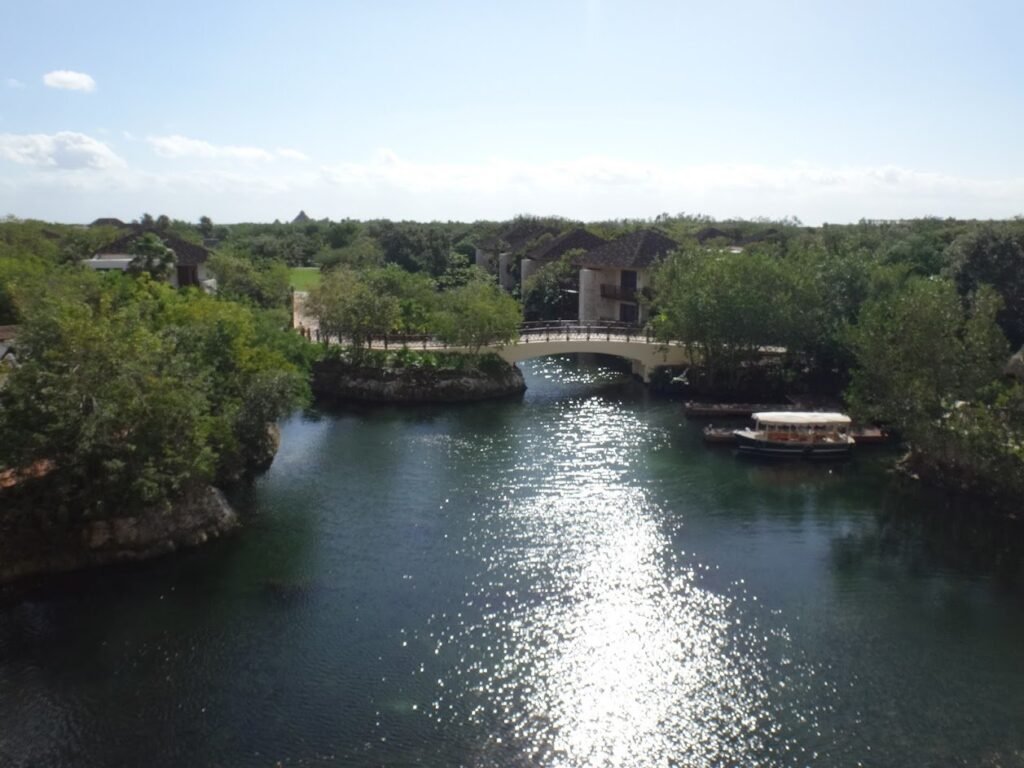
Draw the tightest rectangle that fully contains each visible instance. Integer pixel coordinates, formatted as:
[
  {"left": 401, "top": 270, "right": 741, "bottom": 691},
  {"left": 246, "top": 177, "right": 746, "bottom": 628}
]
[{"left": 293, "top": 292, "right": 689, "bottom": 381}]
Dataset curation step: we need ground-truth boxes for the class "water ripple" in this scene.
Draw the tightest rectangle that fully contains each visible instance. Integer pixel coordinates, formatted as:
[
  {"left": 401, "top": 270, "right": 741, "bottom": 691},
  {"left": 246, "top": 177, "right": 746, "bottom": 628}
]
[{"left": 408, "top": 385, "right": 831, "bottom": 766}]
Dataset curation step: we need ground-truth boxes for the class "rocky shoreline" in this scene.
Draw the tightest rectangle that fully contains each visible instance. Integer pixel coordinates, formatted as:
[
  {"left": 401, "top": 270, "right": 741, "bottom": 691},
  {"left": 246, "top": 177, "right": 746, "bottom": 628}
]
[
  {"left": 311, "top": 358, "right": 527, "bottom": 403},
  {"left": 0, "top": 356, "right": 526, "bottom": 588},
  {"left": 0, "top": 485, "right": 239, "bottom": 586}
]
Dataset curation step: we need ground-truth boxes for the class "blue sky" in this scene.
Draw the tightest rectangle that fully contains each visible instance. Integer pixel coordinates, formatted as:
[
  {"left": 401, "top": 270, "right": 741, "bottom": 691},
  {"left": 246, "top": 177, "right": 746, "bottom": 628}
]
[{"left": 2, "top": 0, "right": 1023, "bottom": 223}]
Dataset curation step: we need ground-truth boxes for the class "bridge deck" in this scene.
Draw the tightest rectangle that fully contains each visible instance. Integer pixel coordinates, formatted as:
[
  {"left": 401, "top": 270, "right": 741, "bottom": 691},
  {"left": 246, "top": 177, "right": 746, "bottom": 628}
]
[
  {"left": 292, "top": 292, "right": 696, "bottom": 379},
  {"left": 292, "top": 293, "right": 785, "bottom": 382}
]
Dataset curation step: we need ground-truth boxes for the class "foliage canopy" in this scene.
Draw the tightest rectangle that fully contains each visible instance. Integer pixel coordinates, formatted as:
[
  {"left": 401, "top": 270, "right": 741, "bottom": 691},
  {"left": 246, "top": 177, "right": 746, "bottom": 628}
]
[{"left": 0, "top": 270, "right": 309, "bottom": 515}]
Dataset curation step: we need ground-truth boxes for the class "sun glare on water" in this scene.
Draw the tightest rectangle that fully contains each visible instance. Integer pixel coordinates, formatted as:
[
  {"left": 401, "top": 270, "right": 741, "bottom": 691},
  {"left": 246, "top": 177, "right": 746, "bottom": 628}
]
[{"left": 408, "top": 387, "right": 824, "bottom": 766}]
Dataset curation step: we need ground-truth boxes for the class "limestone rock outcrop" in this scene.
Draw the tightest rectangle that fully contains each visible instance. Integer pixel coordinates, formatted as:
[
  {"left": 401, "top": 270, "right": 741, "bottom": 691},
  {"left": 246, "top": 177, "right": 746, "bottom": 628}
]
[
  {"left": 311, "top": 359, "right": 526, "bottom": 403},
  {"left": 0, "top": 485, "right": 239, "bottom": 585}
]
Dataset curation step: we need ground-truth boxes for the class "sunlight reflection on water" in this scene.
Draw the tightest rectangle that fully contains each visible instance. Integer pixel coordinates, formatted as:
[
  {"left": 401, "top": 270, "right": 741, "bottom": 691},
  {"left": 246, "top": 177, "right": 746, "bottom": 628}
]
[{"left": 408, "top": 369, "right": 832, "bottom": 766}]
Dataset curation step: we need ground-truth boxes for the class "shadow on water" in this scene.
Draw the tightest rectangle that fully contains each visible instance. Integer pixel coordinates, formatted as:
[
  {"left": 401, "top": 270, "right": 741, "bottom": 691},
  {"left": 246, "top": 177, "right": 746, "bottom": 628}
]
[
  {"left": 674, "top": 434, "right": 1024, "bottom": 592},
  {"left": 4, "top": 353, "right": 1024, "bottom": 767},
  {"left": 830, "top": 481, "right": 1024, "bottom": 593}
]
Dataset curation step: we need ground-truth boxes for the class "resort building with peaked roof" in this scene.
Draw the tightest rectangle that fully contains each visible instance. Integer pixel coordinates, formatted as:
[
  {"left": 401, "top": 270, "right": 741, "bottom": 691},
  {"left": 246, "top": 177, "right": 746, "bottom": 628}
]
[
  {"left": 520, "top": 227, "right": 607, "bottom": 285},
  {"left": 474, "top": 219, "right": 563, "bottom": 291},
  {"left": 87, "top": 231, "right": 213, "bottom": 288},
  {"left": 572, "top": 229, "right": 678, "bottom": 324}
]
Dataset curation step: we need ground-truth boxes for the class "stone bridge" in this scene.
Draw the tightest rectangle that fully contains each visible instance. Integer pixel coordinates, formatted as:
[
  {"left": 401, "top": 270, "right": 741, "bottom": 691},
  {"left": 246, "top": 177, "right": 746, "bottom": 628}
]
[
  {"left": 485, "top": 322, "right": 688, "bottom": 381},
  {"left": 293, "top": 293, "right": 689, "bottom": 382}
]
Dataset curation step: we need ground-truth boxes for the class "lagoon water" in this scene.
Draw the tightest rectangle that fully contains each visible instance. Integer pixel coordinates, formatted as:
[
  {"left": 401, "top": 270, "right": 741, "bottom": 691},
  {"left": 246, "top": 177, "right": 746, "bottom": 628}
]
[{"left": 2, "top": 355, "right": 1024, "bottom": 767}]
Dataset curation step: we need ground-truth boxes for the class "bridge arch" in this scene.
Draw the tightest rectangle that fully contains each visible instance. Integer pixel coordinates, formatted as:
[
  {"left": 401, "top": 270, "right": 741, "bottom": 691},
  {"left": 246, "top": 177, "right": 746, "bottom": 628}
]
[
  {"left": 488, "top": 325, "right": 691, "bottom": 382},
  {"left": 494, "top": 341, "right": 688, "bottom": 382},
  {"left": 291, "top": 300, "right": 693, "bottom": 383}
]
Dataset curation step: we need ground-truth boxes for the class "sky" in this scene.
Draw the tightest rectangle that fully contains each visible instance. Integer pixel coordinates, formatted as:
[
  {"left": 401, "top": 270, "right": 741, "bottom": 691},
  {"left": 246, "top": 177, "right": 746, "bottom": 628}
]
[{"left": 2, "top": 0, "right": 1023, "bottom": 224}]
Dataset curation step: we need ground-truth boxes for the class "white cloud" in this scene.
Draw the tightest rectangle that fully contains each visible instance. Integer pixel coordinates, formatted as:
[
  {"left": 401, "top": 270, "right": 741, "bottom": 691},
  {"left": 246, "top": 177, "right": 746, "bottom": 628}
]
[
  {"left": 148, "top": 134, "right": 276, "bottom": 162},
  {"left": 0, "top": 131, "right": 124, "bottom": 170},
  {"left": 315, "top": 152, "right": 1024, "bottom": 223},
  {"left": 42, "top": 70, "right": 96, "bottom": 92},
  {"left": 146, "top": 135, "right": 310, "bottom": 163},
  {"left": 5, "top": 78, "right": 25, "bottom": 89},
  {"left": 2, "top": 147, "right": 1023, "bottom": 224},
  {"left": 276, "top": 147, "right": 309, "bottom": 162}
]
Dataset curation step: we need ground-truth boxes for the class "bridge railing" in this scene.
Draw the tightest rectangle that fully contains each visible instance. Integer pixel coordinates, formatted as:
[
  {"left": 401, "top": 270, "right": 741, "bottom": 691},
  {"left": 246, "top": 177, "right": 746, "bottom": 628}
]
[
  {"left": 517, "top": 321, "right": 656, "bottom": 344},
  {"left": 302, "top": 322, "right": 673, "bottom": 349}
]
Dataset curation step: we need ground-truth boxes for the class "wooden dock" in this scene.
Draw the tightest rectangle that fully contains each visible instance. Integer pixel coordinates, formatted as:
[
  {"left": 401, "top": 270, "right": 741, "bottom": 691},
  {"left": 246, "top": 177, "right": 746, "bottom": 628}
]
[{"left": 683, "top": 401, "right": 795, "bottom": 418}]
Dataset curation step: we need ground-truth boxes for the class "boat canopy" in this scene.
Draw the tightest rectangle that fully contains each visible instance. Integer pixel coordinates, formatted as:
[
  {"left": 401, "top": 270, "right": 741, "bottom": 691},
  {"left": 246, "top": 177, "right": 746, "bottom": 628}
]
[{"left": 752, "top": 411, "right": 851, "bottom": 426}]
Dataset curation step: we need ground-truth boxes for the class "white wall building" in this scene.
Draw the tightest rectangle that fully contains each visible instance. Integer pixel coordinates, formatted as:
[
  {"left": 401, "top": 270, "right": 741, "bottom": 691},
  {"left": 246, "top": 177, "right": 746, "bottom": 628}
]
[
  {"left": 573, "top": 229, "right": 679, "bottom": 325},
  {"left": 87, "top": 231, "right": 212, "bottom": 289}
]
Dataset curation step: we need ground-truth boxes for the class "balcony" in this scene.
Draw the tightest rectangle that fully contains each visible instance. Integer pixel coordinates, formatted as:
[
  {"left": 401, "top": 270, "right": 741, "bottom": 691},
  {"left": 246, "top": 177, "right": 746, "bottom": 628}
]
[{"left": 600, "top": 283, "right": 636, "bottom": 301}]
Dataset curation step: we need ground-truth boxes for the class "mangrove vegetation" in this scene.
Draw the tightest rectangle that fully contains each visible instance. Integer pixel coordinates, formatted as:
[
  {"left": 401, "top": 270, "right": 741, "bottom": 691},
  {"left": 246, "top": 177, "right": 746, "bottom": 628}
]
[{"left": 1, "top": 211, "right": 1023, "bottom": 576}]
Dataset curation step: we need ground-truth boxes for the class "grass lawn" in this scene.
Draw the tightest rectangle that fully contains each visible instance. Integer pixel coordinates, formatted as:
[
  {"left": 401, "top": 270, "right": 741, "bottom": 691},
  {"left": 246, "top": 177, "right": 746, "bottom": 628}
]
[{"left": 289, "top": 267, "right": 321, "bottom": 291}]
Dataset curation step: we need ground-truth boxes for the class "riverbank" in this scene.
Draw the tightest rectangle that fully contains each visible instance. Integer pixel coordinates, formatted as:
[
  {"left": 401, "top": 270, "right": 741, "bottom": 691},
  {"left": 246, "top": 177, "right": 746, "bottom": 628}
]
[
  {"left": 0, "top": 484, "right": 238, "bottom": 586},
  {"left": 311, "top": 349, "right": 526, "bottom": 403},
  {"left": 4, "top": 355, "right": 1022, "bottom": 767},
  {"left": 895, "top": 447, "right": 1023, "bottom": 517}
]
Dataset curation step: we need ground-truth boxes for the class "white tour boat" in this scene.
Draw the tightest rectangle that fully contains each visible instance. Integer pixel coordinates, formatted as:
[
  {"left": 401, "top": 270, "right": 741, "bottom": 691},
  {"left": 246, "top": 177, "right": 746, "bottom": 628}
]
[{"left": 733, "top": 411, "right": 855, "bottom": 459}]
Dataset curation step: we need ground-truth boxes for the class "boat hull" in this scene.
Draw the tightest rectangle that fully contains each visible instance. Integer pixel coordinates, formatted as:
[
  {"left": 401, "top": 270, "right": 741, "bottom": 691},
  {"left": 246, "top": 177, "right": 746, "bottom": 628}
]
[{"left": 734, "top": 432, "right": 853, "bottom": 459}]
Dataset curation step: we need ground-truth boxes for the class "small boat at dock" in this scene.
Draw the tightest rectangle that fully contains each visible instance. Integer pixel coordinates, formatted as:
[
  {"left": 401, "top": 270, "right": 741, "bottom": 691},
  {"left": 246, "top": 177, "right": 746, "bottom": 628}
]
[
  {"left": 702, "top": 425, "right": 737, "bottom": 444},
  {"left": 685, "top": 401, "right": 795, "bottom": 418},
  {"left": 850, "top": 426, "right": 890, "bottom": 445},
  {"left": 734, "top": 412, "right": 855, "bottom": 459},
  {"left": 703, "top": 423, "right": 889, "bottom": 447}
]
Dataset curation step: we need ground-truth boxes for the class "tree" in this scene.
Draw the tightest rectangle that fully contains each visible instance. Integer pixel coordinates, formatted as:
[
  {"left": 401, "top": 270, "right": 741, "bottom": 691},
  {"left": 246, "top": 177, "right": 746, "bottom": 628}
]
[
  {"left": 782, "top": 236, "right": 905, "bottom": 383},
  {"left": 845, "top": 277, "right": 1023, "bottom": 498},
  {"left": 158, "top": 286, "right": 309, "bottom": 481},
  {"left": 314, "top": 235, "right": 384, "bottom": 271},
  {"left": 845, "top": 278, "right": 1008, "bottom": 430},
  {"left": 306, "top": 269, "right": 399, "bottom": 356},
  {"left": 198, "top": 216, "right": 214, "bottom": 237},
  {"left": 0, "top": 217, "right": 61, "bottom": 262},
  {"left": 522, "top": 251, "right": 579, "bottom": 321},
  {"left": 0, "top": 280, "right": 214, "bottom": 513},
  {"left": 436, "top": 251, "right": 490, "bottom": 291},
  {"left": 881, "top": 229, "right": 948, "bottom": 276},
  {"left": 326, "top": 220, "right": 360, "bottom": 249},
  {"left": 945, "top": 224, "right": 1024, "bottom": 347},
  {"left": 0, "top": 270, "right": 309, "bottom": 511},
  {"left": 369, "top": 220, "right": 454, "bottom": 275},
  {"left": 363, "top": 264, "right": 438, "bottom": 334},
  {"left": 127, "top": 233, "right": 175, "bottom": 280},
  {"left": 432, "top": 281, "right": 521, "bottom": 352},
  {"left": 208, "top": 251, "right": 290, "bottom": 309},
  {"left": 652, "top": 246, "right": 819, "bottom": 390},
  {"left": 0, "top": 255, "right": 46, "bottom": 323}
]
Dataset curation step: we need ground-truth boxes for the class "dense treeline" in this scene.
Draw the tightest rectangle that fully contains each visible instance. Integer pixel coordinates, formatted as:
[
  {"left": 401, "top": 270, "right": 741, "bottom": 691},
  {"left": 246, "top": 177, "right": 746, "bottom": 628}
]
[
  {"left": 3, "top": 212, "right": 1024, "bottom": 507},
  {"left": 306, "top": 264, "right": 522, "bottom": 356},
  {"left": 0, "top": 219, "right": 311, "bottom": 520},
  {"left": 649, "top": 217, "right": 1024, "bottom": 503}
]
